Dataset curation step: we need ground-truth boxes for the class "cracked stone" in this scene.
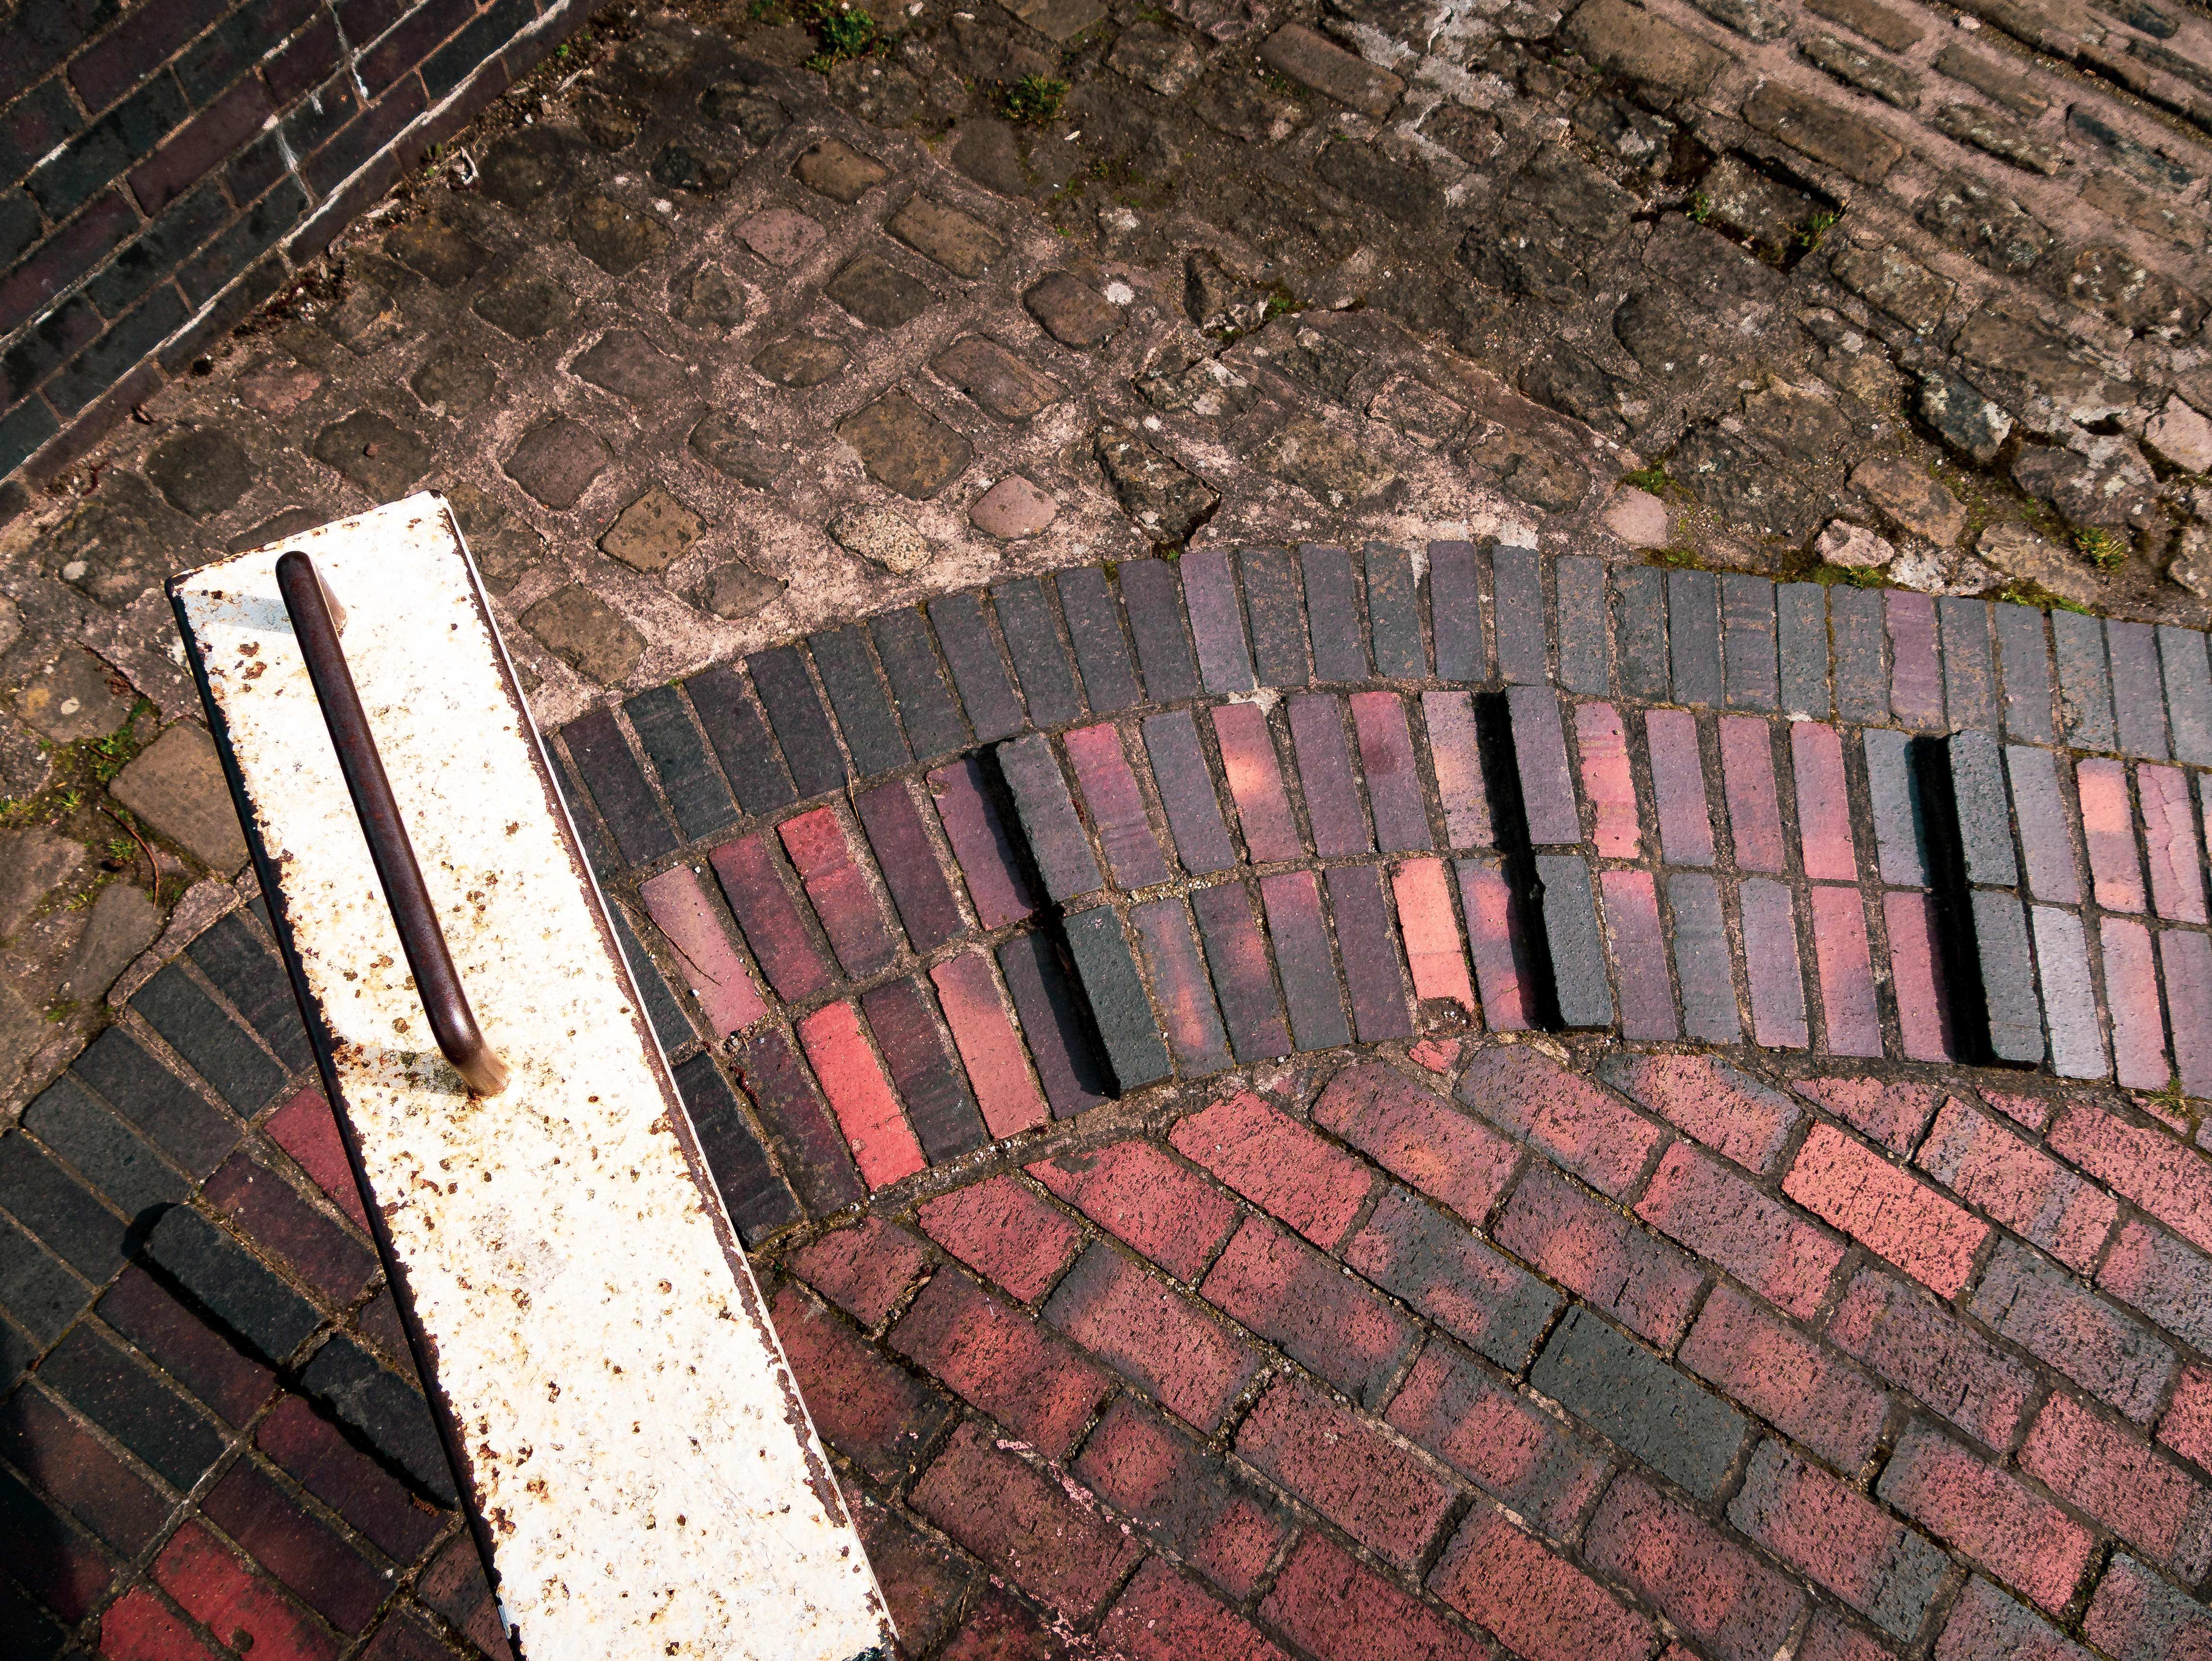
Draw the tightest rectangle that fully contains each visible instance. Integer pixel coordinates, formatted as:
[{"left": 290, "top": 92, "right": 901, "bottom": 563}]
[
  {"left": 1742, "top": 82, "right": 1903, "bottom": 183},
  {"left": 674, "top": 264, "right": 747, "bottom": 333},
  {"left": 236, "top": 357, "right": 323, "bottom": 417},
  {"left": 1250, "top": 324, "right": 1365, "bottom": 401},
  {"left": 1815, "top": 519, "right": 1896, "bottom": 569},
  {"left": 1697, "top": 156, "right": 1818, "bottom": 263},
  {"left": 570, "top": 194, "right": 672, "bottom": 275},
  {"left": 312, "top": 410, "right": 432, "bottom": 501},
  {"left": 577, "top": 89, "right": 645, "bottom": 148},
  {"left": 473, "top": 270, "right": 573, "bottom": 340},
  {"left": 1815, "top": 339, "right": 1902, "bottom": 408},
  {"left": 1367, "top": 376, "right": 1467, "bottom": 448},
  {"left": 2080, "top": 171, "right": 2207, "bottom": 254},
  {"left": 1096, "top": 426, "right": 1220, "bottom": 541},
  {"left": 1802, "top": 34, "right": 1919, "bottom": 106},
  {"left": 1561, "top": 0, "right": 1729, "bottom": 99},
  {"left": 1830, "top": 243, "right": 1953, "bottom": 334},
  {"left": 1687, "top": 0, "right": 1790, "bottom": 38},
  {"left": 1183, "top": 252, "right": 1267, "bottom": 334},
  {"left": 1852, "top": 455, "right": 1967, "bottom": 542},
  {"left": 1006, "top": 0, "right": 1108, "bottom": 42},
  {"left": 1253, "top": 415, "right": 1396, "bottom": 508},
  {"left": 888, "top": 197, "right": 1006, "bottom": 279},
  {"left": 701, "top": 563, "right": 786, "bottom": 619},
  {"left": 504, "top": 417, "right": 612, "bottom": 509},
  {"left": 1933, "top": 103, "right": 2065, "bottom": 175},
  {"left": 113, "top": 723, "right": 249, "bottom": 871},
  {"left": 1919, "top": 374, "right": 2013, "bottom": 464},
  {"left": 2067, "top": 246, "right": 2207, "bottom": 338},
  {"left": 1676, "top": 427, "right": 1819, "bottom": 536},
  {"left": 651, "top": 140, "right": 738, "bottom": 194},
  {"left": 970, "top": 476, "right": 1059, "bottom": 538},
  {"left": 1465, "top": 433, "right": 1591, "bottom": 511},
  {"left": 383, "top": 218, "right": 489, "bottom": 287},
  {"left": 831, "top": 505, "right": 933, "bottom": 573},
  {"left": 2170, "top": 526, "right": 2212, "bottom": 597},
  {"left": 2068, "top": 105, "right": 2193, "bottom": 192},
  {"left": 1519, "top": 343, "right": 1625, "bottom": 439},
  {"left": 754, "top": 334, "right": 849, "bottom": 387},
  {"left": 1741, "top": 380, "right": 1853, "bottom": 455},
  {"left": 1571, "top": 92, "right": 1672, "bottom": 166},
  {"left": 48, "top": 475, "right": 186, "bottom": 609},
  {"left": 1954, "top": 304, "right": 2123, "bottom": 407},
  {"left": 410, "top": 348, "right": 499, "bottom": 415},
  {"left": 795, "top": 138, "right": 891, "bottom": 202},
  {"left": 1108, "top": 22, "right": 1203, "bottom": 95},
  {"left": 59, "top": 879, "right": 160, "bottom": 1001},
  {"left": 837, "top": 393, "right": 974, "bottom": 499},
  {"left": 827, "top": 56, "right": 923, "bottom": 126},
  {"left": 2012, "top": 440, "right": 2157, "bottom": 529},
  {"left": 689, "top": 411, "right": 786, "bottom": 490},
  {"left": 1194, "top": 75, "right": 1308, "bottom": 144},
  {"left": 934, "top": 337, "right": 1062, "bottom": 422},
  {"left": 0, "top": 828, "right": 85, "bottom": 939},
  {"left": 145, "top": 426, "right": 251, "bottom": 519},
  {"left": 704, "top": 84, "right": 790, "bottom": 144},
  {"left": 1135, "top": 353, "right": 1261, "bottom": 419},
  {"left": 826, "top": 254, "right": 941, "bottom": 328},
  {"left": 736, "top": 207, "right": 825, "bottom": 267},
  {"left": 1933, "top": 43, "right": 2042, "bottom": 115},
  {"left": 2146, "top": 397, "right": 2212, "bottom": 474},
  {"left": 16, "top": 649, "right": 132, "bottom": 744},
  {"left": 600, "top": 485, "right": 704, "bottom": 573},
  {"left": 1916, "top": 174, "right": 2049, "bottom": 273},
  {"left": 1508, "top": 145, "right": 1637, "bottom": 239},
  {"left": 575, "top": 329, "right": 688, "bottom": 404},
  {"left": 1613, "top": 290, "right": 1713, "bottom": 385},
  {"left": 1025, "top": 273, "right": 1123, "bottom": 348},
  {"left": 1259, "top": 23, "right": 1403, "bottom": 117},
  {"left": 522, "top": 587, "right": 644, "bottom": 685},
  {"left": 325, "top": 282, "right": 400, "bottom": 355}
]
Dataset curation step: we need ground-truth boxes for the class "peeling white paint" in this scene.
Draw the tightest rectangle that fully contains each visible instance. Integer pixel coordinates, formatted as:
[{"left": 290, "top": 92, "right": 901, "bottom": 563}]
[{"left": 172, "top": 496, "right": 890, "bottom": 1661}]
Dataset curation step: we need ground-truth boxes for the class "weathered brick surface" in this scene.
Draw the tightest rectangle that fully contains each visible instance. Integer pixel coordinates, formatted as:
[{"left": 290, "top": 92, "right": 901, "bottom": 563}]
[
  {"left": 770, "top": 1286, "right": 953, "bottom": 1481},
  {"left": 789, "top": 1217, "right": 931, "bottom": 1326},
  {"left": 2048, "top": 1102, "right": 2212, "bottom": 1257},
  {"left": 1678, "top": 1286, "right": 1888, "bottom": 1470},
  {"left": 1262, "top": 1530, "right": 1490, "bottom": 1661},
  {"left": 1097, "top": 1557, "right": 1288, "bottom": 1661},
  {"left": 1971, "top": 1239, "right": 2176, "bottom": 1425},
  {"left": 917, "top": 1174, "right": 1080, "bottom": 1302},
  {"left": 1028, "top": 1139, "right": 1235, "bottom": 1281},
  {"left": 1916, "top": 1098, "right": 2117, "bottom": 1274},
  {"left": 1458, "top": 1046, "right": 1662, "bottom": 1200},
  {"left": 1637, "top": 1144, "right": 1846, "bottom": 1320},
  {"left": 1826, "top": 1268, "right": 2036, "bottom": 1449},
  {"left": 2021, "top": 1392, "right": 2212, "bottom": 1581},
  {"left": 1533, "top": 1306, "right": 1748, "bottom": 1499},
  {"left": 1170, "top": 1091, "right": 1372, "bottom": 1249},
  {"left": 1602, "top": 1053, "right": 1800, "bottom": 1175},
  {"left": 1730, "top": 1439, "right": 1948, "bottom": 1641},
  {"left": 1495, "top": 1163, "right": 1703, "bottom": 1345},
  {"left": 1314, "top": 1061, "right": 1519, "bottom": 1223},
  {"left": 1429, "top": 1508, "right": 1658, "bottom": 1661},
  {"left": 890, "top": 1272, "right": 1108, "bottom": 1457},
  {"left": 1794, "top": 1075, "right": 1943, "bottom": 1155},
  {"left": 1586, "top": 1474, "right": 1805, "bottom": 1661},
  {"left": 1044, "top": 1241, "right": 1261, "bottom": 1430},
  {"left": 1346, "top": 1186, "right": 1561, "bottom": 1371},
  {"left": 1237, "top": 1376, "right": 1457, "bottom": 1570},
  {"left": 2084, "top": 1553, "right": 2212, "bottom": 1661},
  {"left": 1074, "top": 1396, "right": 1288, "bottom": 1598},
  {"left": 1877, "top": 1423, "right": 2094, "bottom": 1611},
  {"left": 1785, "top": 1124, "right": 1989, "bottom": 1297},
  {"left": 1203, "top": 1216, "right": 1420, "bottom": 1406},
  {"left": 1387, "top": 1340, "right": 1610, "bottom": 1534}
]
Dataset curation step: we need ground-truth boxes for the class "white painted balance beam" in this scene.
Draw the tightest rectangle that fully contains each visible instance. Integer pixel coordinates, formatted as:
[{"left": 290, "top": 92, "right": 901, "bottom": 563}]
[{"left": 170, "top": 494, "right": 892, "bottom": 1661}]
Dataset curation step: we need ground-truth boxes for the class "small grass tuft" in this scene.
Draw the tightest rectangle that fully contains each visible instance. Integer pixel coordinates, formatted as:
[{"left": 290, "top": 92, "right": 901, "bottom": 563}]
[
  {"left": 1001, "top": 73, "right": 1069, "bottom": 124},
  {"left": 2074, "top": 527, "right": 2128, "bottom": 570}
]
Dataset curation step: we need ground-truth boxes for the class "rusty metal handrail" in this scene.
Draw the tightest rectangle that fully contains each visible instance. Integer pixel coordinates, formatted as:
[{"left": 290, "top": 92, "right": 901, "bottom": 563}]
[{"left": 276, "top": 550, "right": 511, "bottom": 1098}]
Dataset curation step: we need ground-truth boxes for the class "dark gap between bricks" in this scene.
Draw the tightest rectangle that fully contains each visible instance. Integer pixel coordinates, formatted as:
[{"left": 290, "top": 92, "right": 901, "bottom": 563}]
[{"left": 1473, "top": 691, "right": 1566, "bottom": 1033}]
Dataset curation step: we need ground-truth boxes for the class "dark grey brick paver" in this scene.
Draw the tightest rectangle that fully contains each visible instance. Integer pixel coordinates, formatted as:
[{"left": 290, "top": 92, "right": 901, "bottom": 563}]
[
  {"left": 1507, "top": 685, "right": 1580, "bottom": 847},
  {"left": 70, "top": 1029, "right": 238, "bottom": 1179},
  {"left": 1615, "top": 566, "right": 1670, "bottom": 700},
  {"left": 1190, "top": 882, "right": 1292, "bottom": 1062},
  {"left": 749, "top": 646, "right": 848, "bottom": 797},
  {"left": 1181, "top": 548, "right": 1256, "bottom": 694},
  {"left": 1262, "top": 872, "right": 1352, "bottom": 1051},
  {"left": 185, "top": 914, "right": 311, "bottom": 1075},
  {"left": 1493, "top": 546, "right": 1547, "bottom": 685},
  {"left": 2160, "top": 625, "right": 2212, "bottom": 767},
  {"left": 1119, "top": 558, "right": 1200, "bottom": 703},
  {"left": 21, "top": 1078, "right": 185, "bottom": 1218},
  {"left": 1063, "top": 908, "right": 1174, "bottom": 1090},
  {"left": 0, "top": 1134, "right": 131, "bottom": 1281},
  {"left": 1863, "top": 729, "right": 1930, "bottom": 889},
  {"left": 674, "top": 1052, "right": 801, "bottom": 1244},
  {"left": 132, "top": 967, "right": 286, "bottom": 1111},
  {"left": 1301, "top": 543, "right": 1368, "bottom": 682},
  {"left": 1972, "top": 891, "right": 2043, "bottom": 1066},
  {"left": 1667, "top": 873, "right": 1740, "bottom": 1045},
  {"left": 1831, "top": 587, "right": 1888, "bottom": 725},
  {"left": 688, "top": 666, "right": 798, "bottom": 816},
  {"left": 993, "top": 576, "right": 1086, "bottom": 726},
  {"left": 1058, "top": 567, "right": 1143, "bottom": 714},
  {"left": 1289, "top": 695, "right": 1371, "bottom": 857},
  {"left": 1324, "top": 865, "right": 1414, "bottom": 1041},
  {"left": 1538, "top": 854, "right": 1613, "bottom": 1029},
  {"left": 1243, "top": 546, "right": 1312, "bottom": 688},
  {"left": 145, "top": 1206, "right": 322, "bottom": 1363},
  {"left": 1143, "top": 712, "right": 1238, "bottom": 874},
  {"left": 810, "top": 626, "right": 910, "bottom": 776},
  {"left": 2004, "top": 745, "right": 2081, "bottom": 905},
  {"left": 1533, "top": 1306, "right": 1747, "bottom": 1500},
  {"left": 1994, "top": 603, "right": 2054, "bottom": 745},
  {"left": 997, "top": 733, "right": 1104, "bottom": 901},
  {"left": 1429, "top": 541, "right": 1485, "bottom": 682},
  {"left": 1668, "top": 570, "right": 1722, "bottom": 707},
  {"left": 1949, "top": 730, "right": 2017, "bottom": 889},
  {"left": 2052, "top": 610, "right": 2116, "bottom": 752},
  {"left": 929, "top": 593, "right": 1026, "bottom": 742},
  {"left": 566, "top": 708, "right": 679, "bottom": 864},
  {"left": 2029, "top": 906, "right": 2104, "bottom": 1080},
  {"left": 1938, "top": 597, "right": 1996, "bottom": 731},
  {"left": 871, "top": 609, "right": 970, "bottom": 761},
  {"left": 997, "top": 933, "right": 1113, "bottom": 1116},
  {"left": 2106, "top": 620, "right": 2168, "bottom": 761},
  {"left": 1365, "top": 543, "right": 1425, "bottom": 679},
  {"left": 1129, "top": 899, "right": 1233, "bottom": 1076},
  {"left": 1778, "top": 583, "right": 1828, "bottom": 720},
  {"left": 1721, "top": 575, "right": 1778, "bottom": 711},
  {"left": 625, "top": 687, "right": 738, "bottom": 842},
  {"left": 1556, "top": 556, "right": 1608, "bottom": 696},
  {"left": 616, "top": 906, "right": 694, "bottom": 1054}
]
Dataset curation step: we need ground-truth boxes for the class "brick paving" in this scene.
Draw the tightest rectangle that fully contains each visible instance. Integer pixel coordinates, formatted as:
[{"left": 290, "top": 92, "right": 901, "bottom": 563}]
[{"left": 6, "top": 0, "right": 2212, "bottom": 1653}]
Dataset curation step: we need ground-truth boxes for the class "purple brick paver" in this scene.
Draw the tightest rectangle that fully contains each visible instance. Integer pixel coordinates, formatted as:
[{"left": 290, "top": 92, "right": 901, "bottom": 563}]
[
  {"left": 1742, "top": 878, "right": 1808, "bottom": 1050},
  {"left": 1602, "top": 870, "right": 1676, "bottom": 1040},
  {"left": 1647, "top": 709, "right": 1713, "bottom": 867},
  {"left": 1460, "top": 858, "right": 1536, "bottom": 1032},
  {"left": 1212, "top": 703, "right": 1304, "bottom": 864},
  {"left": 1353, "top": 692, "right": 1433, "bottom": 853},
  {"left": 1791, "top": 723, "right": 1856, "bottom": 883},
  {"left": 1576, "top": 702, "right": 1639, "bottom": 859},
  {"left": 2138, "top": 766, "right": 2206, "bottom": 924},
  {"left": 1289, "top": 694, "right": 1370, "bottom": 857},
  {"left": 2103, "top": 919, "right": 2170, "bottom": 1091},
  {"left": 1721, "top": 717, "right": 1786, "bottom": 874},
  {"left": 1812, "top": 887, "right": 1883, "bottom": 1058}
]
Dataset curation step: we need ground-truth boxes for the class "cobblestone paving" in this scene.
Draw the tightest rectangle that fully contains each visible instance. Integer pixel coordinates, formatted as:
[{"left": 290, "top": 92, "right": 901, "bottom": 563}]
[{"left": 4, "top": 0, "right": 2212, "bottom": 1655}]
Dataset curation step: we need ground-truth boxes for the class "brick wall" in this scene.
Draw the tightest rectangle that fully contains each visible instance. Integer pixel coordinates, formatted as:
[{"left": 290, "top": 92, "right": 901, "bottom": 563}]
[{"left": 0, "top": 0, "right": 596, "bottom": 492}]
